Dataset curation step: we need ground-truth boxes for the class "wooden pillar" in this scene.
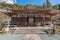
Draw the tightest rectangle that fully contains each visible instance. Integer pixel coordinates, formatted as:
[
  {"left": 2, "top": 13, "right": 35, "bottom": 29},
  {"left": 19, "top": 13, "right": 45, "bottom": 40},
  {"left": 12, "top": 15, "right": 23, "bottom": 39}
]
[
  {"left": 43, "top": 13, "right": 45, "bottom": 26},
  {"left": 50, "top": 16, "right": 53, "bottom": 24},
  {"left": 50, "top": 15, "right": 55, "bottom": 34},
  {"left": 50, "top": 15, "right": 53, "bottom": 27},
  {"left": 27, "top": 15, "right": 28, "bottom": 26}
]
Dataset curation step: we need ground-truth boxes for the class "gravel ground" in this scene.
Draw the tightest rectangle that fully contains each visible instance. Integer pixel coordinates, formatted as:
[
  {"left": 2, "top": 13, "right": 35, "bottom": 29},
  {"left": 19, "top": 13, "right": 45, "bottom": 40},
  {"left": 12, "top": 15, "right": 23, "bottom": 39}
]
[
  {"left": 39, "top": 34, "right": 60, "bottom": 40},
  {"left": 0, "top": 34, "right": 60, "bottom": 40}
]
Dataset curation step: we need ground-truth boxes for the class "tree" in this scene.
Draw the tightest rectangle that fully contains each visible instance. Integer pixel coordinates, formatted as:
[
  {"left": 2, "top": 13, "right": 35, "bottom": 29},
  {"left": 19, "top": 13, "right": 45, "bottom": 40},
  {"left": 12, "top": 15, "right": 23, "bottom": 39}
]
[
  {"left": 53, "top": 5, "right": 58, "bottom": 10},
  {"left": 52, "top": 4, "right": 60, "bottom": 10},
  {"left": 58, "top": 4, "right": 60, "bottom": 10},
  {"left": 42, "top": 3, "right": 46, "bottom": 9},
  {"left": 46, "top": 0, "right": 52, "bottom": 8}
]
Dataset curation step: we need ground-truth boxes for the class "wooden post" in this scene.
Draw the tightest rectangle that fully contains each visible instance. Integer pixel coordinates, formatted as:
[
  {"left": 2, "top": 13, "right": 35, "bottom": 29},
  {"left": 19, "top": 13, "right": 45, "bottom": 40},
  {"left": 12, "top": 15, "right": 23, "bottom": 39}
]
[
  {"left": 43, "top": 13, "right": 45, "bottom": 26},
  {"left": 50, "top": 15, "right": 55, "bottom": 34}
]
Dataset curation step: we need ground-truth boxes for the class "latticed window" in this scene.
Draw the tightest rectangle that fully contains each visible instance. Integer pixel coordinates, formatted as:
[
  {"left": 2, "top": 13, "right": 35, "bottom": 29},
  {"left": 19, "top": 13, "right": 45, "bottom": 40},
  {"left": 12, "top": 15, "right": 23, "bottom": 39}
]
[
  {"left": 11, "top": 17, "right": 18, "bottom": 25},
  {"left": 35, "top": 17, "right": 43, "bottom": 22},
  {"left": 18, "top": 17, "right": 22, "bottom": 22},
  {"left": 45, "top": 17, "right": 51, "bottom": 21},
  {"left": 11, "top": 17, "right": 18, "bottom": 22},
  {"left": 19, "top": 17, "right": 27, "bottom": 22}
]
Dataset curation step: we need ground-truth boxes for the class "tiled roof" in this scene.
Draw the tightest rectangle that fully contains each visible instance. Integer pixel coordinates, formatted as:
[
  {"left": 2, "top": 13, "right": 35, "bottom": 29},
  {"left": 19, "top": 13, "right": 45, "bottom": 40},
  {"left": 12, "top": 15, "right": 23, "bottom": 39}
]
[{"left": 0, "top": 9, "right": 12, "bottom": 13}]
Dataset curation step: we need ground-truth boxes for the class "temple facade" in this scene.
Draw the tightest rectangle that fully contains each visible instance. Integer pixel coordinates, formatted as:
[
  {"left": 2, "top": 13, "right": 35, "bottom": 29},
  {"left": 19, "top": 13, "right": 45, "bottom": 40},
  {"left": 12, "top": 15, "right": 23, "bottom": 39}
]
[
  {"left": 6, "top": 9, "right": 57, "bottom": 27},
  {"left": 0, "top": 6, "right": 58, "bottom": 27}
]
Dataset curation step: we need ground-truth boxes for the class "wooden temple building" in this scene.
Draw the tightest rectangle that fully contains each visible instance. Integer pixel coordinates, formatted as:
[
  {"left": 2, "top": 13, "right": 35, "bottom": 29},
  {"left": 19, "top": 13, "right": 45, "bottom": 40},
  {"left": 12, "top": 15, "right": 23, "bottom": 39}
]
[
  {"left": 0, "top": 5, "right": 59, "bottom": 34},
  {"left": 6, "top": 8, "right": 57, "bottom": 27}
]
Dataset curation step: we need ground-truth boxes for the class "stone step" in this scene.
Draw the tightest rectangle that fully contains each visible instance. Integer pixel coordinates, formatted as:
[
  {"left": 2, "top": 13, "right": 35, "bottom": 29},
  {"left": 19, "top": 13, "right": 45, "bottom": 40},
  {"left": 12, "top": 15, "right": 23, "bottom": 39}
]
[
  {"left": 13, "top": 28, "right": 44, "bottom": 34},
  {"left": 10, "top": 27, "right": 52, "bottom": 34}
]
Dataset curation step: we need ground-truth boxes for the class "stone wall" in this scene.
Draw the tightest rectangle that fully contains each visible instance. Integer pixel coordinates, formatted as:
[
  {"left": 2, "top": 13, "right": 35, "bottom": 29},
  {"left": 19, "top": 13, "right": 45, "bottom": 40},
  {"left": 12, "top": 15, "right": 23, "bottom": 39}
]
[{"left": 0, "top": 12, "right": 11, "bottom": 30}]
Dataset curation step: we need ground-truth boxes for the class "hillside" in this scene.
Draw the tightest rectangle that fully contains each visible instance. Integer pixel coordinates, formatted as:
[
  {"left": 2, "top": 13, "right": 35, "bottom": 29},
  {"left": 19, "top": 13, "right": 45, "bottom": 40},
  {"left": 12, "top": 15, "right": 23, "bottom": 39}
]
[{"left": 0, "top": 3, "right": 60, "bottom": 10}]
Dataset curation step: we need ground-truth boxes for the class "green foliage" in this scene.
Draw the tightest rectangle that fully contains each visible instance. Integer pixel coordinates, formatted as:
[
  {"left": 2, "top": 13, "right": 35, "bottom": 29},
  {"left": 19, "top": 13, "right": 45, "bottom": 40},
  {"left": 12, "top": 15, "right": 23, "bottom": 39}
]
[
  {"left": 58, "top": 4, "right": 60, "bottom": 10},
  {"left": 0, "top": 2, "right": 60, "bottom": 10},
  {"left": 34, "top": 5, "right": 42, "bottom": 9},
  {"left": 53, "top": 5, "right": 58, "bottom": 10},
  {"left": 52, "top": 4, "right": 60, "bottom": 10},
  {"left": 0, "top": 24, "right": 3, "bottom": 31},
  {"left": 42, "top": 3, "right": 47, "bottom": 9},
  {"left": 46, "top": 0, "right": 52, "bottom": 8}
]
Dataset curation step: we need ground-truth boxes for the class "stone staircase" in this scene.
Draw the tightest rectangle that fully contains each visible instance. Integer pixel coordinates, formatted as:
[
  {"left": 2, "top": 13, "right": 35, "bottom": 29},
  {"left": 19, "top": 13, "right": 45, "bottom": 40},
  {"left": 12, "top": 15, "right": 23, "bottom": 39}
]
[
  {"left": 10, "top": 27, "right": 52, "bottom": 34},
  {"left": 11, "top": 27, "right": 45, "bottom": 34}
]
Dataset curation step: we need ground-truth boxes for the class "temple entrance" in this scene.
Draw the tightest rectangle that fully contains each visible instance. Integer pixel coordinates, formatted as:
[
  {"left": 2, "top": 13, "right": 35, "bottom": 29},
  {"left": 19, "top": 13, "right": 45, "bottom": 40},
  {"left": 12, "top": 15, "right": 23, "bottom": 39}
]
[
  {"left": 29, "top": 18, "right": 34, "bottom": 23},
  {"left": 28, "top": 17, "right": 35, "bottom": 26}
]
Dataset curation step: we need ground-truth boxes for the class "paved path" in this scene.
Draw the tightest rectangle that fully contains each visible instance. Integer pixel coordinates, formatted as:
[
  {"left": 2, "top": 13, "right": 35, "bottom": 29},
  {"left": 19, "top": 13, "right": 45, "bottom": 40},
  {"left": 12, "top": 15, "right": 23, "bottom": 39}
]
[
  {"left": 24, "top": 34, "right": 41, "bottom": 40},
  {"left": 39, "top": 34, "right": 60, "bottom": 40},
  {"left": 0, "top": 34, "right": 60, "bottom": 40}
]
